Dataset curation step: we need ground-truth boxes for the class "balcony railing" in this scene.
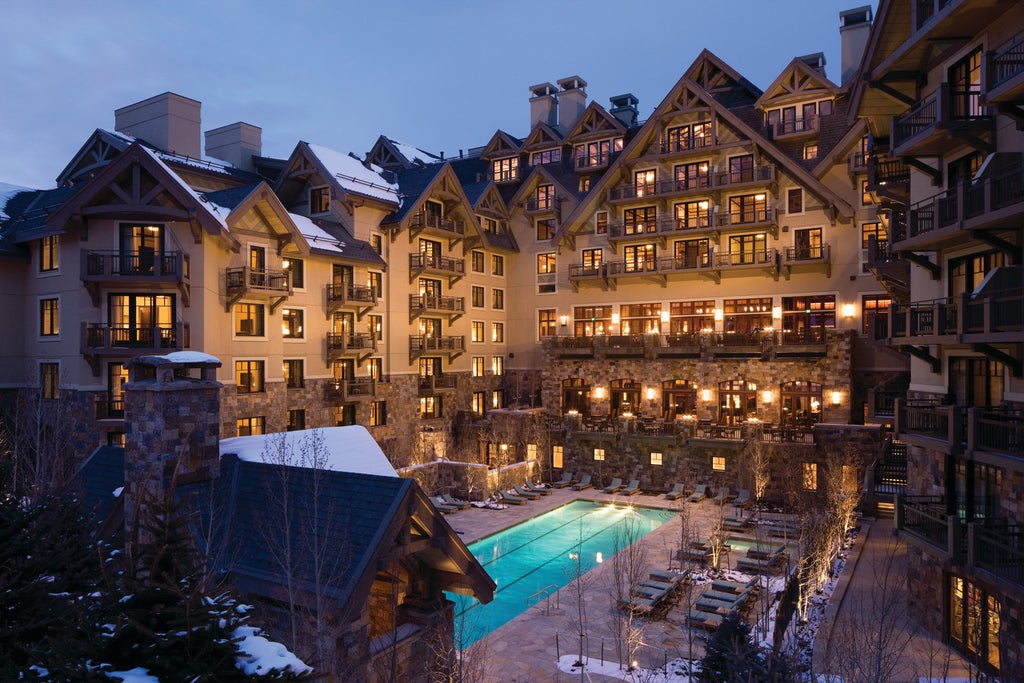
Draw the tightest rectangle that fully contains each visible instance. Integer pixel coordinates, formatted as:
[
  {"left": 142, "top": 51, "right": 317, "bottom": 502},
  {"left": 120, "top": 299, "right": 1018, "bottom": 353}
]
[
  {"left": 895, "top": 400, "right": 965, "bottom": 451},
  {"left": 972, "top": 523, "right": 1024, "bottom": 587},
  {"left": 419, "top": 374, "right": 458, "bottom": 392},
  {"left": 987, "top": 34, "right": 1024, "bottom": 94},
  {"left": 888, "top": 297, "right": 958, "bottom": 339},
  {"left": 409, "top": 253, "right": 465, "bottom": 276},
  {"left": 568, "top": 263, "right": 604, "bottom": 279},
  {"left": 324, "top": 377, "right": 378, "bottom": 402},
  {"left": 783, "top": 244, "right": 830, "bottom": 264},
  {"left": 849, "top": 151, "right": 868, "bottom": 173},
  {"left": 713, "top": 165, "right": 775, "bottom": 188},
  {"left": 575, "top": 152, "right": 618, "bottom": 170},
  {"left": 83, "top": 250, "right": 189, "bottom": 280},
  {"left": 713, "top": 248, "right": 777, "bottom": 268},
  {"left": 409, "top": 335, "right": 465, "bottom": 353},
  {"left": 326, "top": 333, "right": 376, "bottom": 353},
  {"left": 656, "top": 134, "right": 715, "bottom": 155},
  {"left": 93, "top": 396, "right": 124, "bottom": 421},
  {"left": 767, "top": 115, "right": 818, "bottom": 139},
  {"left": 409, "top": 212, "right": 465, "bottom": 236},
  {"left": 900, "top": 495, "right": 955, "bottom": 551},
  {"left": 326, "top": 282, "right": 378, "bottom": 307},
  {"left": 409, "top": 294, "right": 465, "bottom": 315},
  {"left": 970, "top": 407, "right": 1024, "bottom": 459},
  {"left": 892, "top": 83, "right": 993, "bottom": 152},
  {"left": 524, "top": 196, "right": 559, "bottom": 212},
  {"left": 82, "top": 323, "right": 190, "bottom": 353},
  {"left": 226, "top": 266, "right": 290, "bottom": 295},
  {"left": 715, "top": 207, "right": 774, "bottom": 228},
  {"left": 866, "top": 156, "right": 910, "bottom": 191}
]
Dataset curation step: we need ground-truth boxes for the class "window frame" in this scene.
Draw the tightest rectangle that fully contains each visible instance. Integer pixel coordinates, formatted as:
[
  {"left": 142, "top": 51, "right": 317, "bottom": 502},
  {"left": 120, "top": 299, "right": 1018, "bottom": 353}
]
[
  {"left": 39, "top": 235, "right": 59, "bottom": 272},
  {"left": 283, "top": 257, "right": 305, "bottom": 289},
  {"left": 281, "top": 307, "right": 304, "bottom": 339},
  {"left": 235, "top": 359, "right": 266, "bottom": 394},
  {"left": 310, "top": 186, "right": 331, "bottom": 215},
  {"left": 284, "top": 359, "right": 304, "bottom": 389},
  {"left": 39, "top": 297, "right": 59, "bottom": 337},
  {"left": 235, "top": 303, "right": 266, "bottom": 338},
  {"left": 40, "top": 362, "right": 59, "bottom": 399},
  {"left": 471, "top": 250, "right": 485, "bottom": 273},
  {"left": 492, "top": 288, "right": 504, "bottom": 310},
  {"left": 492, "top": 254, "right": 504, "bottom": 276},
  {"left": 491, "top": 322, "right": 504, "bottom": 343}
]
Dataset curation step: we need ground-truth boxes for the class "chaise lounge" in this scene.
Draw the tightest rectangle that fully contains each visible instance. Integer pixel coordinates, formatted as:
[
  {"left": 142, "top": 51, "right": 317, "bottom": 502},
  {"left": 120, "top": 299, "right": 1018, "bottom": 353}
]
[
  {"left": 687, "top": 484, "right": 708, "bottom": 502},
  {"left": 665, "top": 482, "right": 685, "bottom": 500},
  {"left": 497, "top": 490, "right": 528, "bottom": 505},
  {"left": 524, "top": 481, "right": 552, "bottom": 495},
  {"left": 621, "top": 479, "right": 640, "bottom": 495},
  {"left": 551, "top": 472, "right": 574, "bottom": 488},
  {"left": 572, "top": 473, "right": 593, "bottom": 491},
  {"left": 603, "top": 477, "right": 624, "bottom": 494}
]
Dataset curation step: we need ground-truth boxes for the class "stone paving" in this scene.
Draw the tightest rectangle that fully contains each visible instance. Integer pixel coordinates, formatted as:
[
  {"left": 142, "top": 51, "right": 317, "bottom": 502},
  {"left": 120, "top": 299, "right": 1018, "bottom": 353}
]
[{"left": 444, "top": 485, "right": 974, "bottom": 683}]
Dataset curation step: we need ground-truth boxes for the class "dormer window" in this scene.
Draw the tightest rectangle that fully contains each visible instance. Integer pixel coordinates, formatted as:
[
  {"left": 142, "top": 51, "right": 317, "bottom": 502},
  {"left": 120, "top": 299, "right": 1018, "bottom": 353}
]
[
  {"left": 765, "top": 100, "right": 832, "bottom": 137},
  {"left": 635, "top": 170, "right": 656, "bottom": 197},
  {"left": 665, "top": 121, "right": 712, "bottom": 153},
  {"left": 479, "top": 216, "right": 498, "bottom": 233},
  {"left": 491, "top": 157, "right": 518, "bottom": 182},
  {"left": 310, "top": 186, "right": 330, "bottom": 214},
  {"left": 531, "top": 149, "right": 561, "bottom": 165},
  {"left": 536, "top": 184, "right": 554, "bottom": 211},
  {"left": 574, "top": 138, "right": 623, "bottom": 169}
]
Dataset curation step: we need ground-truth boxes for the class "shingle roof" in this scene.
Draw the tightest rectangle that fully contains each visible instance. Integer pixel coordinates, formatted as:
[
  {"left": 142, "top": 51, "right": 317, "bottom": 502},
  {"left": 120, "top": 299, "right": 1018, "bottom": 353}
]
[
  {"left": 1, "top": 185, "right": 82, "bottom": 243},
  {"left": 73, "top": 445, "right": 126, "bottom": 524}
]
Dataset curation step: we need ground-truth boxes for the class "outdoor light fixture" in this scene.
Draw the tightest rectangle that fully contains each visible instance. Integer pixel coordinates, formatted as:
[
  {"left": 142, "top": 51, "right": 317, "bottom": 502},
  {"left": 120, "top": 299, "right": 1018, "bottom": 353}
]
[
  {"left": 831, "top": 390, "right": 842, "bottom": 406},
  {"left": 645, "top": 387, "right": 656, "bottom": 400},
  {"left": 762, "top": 389, "right": 773, "bottom": 404},
  {"left": 661, "top": 310, "right": 670, "bottom": 324},
  {"left": 701, "top": 389, "right": 712, "bottom": 402},
  {"left": 842, "top": 303, "right": 856, "bottom": 319},
  {"left": 611, "top": 312, "right": 621, "bottom": 325},
  {"left": 714, "top": 308, "right": 724, "bottom": 322},
  {"left": 594, "top": 387, "right": 606, "bottom": 399},
  {"left": 560, "top": 314, "right": 568, "bottom": 326}
]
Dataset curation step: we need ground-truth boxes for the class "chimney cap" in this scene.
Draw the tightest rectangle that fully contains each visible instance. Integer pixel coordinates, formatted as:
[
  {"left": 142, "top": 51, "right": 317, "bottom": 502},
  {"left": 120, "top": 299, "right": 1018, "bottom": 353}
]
[
  {"left": 529, "top": 82, "right": 558, "bottom": 98},
  {"left": 839, "top": 5, "right": 872, "bottom": 27},
  {"left": 557, "top": 75, "right": 587, "bottom": 92},
  {"left": 610, "top": 93, "right": 639, "bottom": 108}
]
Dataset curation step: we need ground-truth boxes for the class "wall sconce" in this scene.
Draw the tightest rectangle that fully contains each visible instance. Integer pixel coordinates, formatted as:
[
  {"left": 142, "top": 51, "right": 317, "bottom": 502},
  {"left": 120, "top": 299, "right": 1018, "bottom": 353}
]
[
  {"left": 594, "top": 387, "right": 606, "bottom": 399},
  {"left": 660, "top": 310, "right": 670, "bottom": 324},
  {"left": 611, "top": 312, "right": 621, "bottom": 325},
  {"left": 842, "top": 303, "right": 856, "bottom": 319},
  {"left": 772, "top": 306, "right": 782, "bottom": 320},
  {"left": 714, "top": 308, "right": 724, "bottom": 322},
  {"left": 559, "top": 314, "right": 568, "bottom": 327},
  {"left": 701, "top": 389, "right": 712, "bottom": 402},
  {"left": 830, "top": 390, "right": 842, "bottom": 406},
  {"left": 645, "top": 387, "right": 656, "bottom": 400},
  {"left": 762, "top": 389, "right": 773, "bottom": 404}
]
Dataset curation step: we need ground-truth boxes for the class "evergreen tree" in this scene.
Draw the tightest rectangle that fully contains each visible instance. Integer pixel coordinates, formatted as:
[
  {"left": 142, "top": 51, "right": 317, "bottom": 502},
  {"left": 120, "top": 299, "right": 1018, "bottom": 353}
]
[{"left": 700, "top": 613, "right": 792, "bottom": 683}]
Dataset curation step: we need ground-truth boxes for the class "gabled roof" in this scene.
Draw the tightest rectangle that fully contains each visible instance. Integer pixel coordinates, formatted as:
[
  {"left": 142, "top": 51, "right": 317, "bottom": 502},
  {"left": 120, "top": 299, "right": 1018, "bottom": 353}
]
[
  {"left": 520, "top": 122, "right": 564, "bottom": 152},
  {"left": 275, "top": 142, "right": 401, "bottom": 211},
  {"left": 385, "top": 163, "right": 482, "bottom": 240},
  {"left": 44, "top": 142, "right": 233, "bottom": 246},
  {"left": 55, "top": 129, "right": 133, "bottom": 187},
  {"left": 812, "top": 116, "right": 869, "bottom": 178},
  {"left": 479, "top": 130, "right": 523, "bottom": 160},
  {"left": 684, "top": 49, "right": 763, "bottom": 108},
  {"left": 507, "top": 163, "right": 579, "bottom": 210},
  {"left": 290, "top": 214, "right": 387, "bottom": 266},
  {"left": 0, "top": 184, "right": 80, "bottom": 244},
  {"left": 562, "top": 101, "right": 626, "bottom": 142},
  {"left": 366, "top": 136, "right": 441, "bottom": 171},
  {"left": 755, "top": 57, "right": 840, "bottom": 110}
]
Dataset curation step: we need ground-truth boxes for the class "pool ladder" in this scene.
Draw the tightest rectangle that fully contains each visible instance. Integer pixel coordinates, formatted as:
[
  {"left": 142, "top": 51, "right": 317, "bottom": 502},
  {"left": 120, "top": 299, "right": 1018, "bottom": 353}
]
[{"left": 526, "top": 583, "right": 559, "bottom": 615}]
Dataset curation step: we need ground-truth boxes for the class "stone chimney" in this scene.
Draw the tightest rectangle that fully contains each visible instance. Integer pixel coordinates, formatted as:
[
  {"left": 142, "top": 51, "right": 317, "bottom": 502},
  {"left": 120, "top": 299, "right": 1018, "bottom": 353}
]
[
  {"left": 529, "top": 82, "right": 558, "bottom": 128},
  {"left": 122, "top": 352, "right": 222, "bottom": 544},
  {"left": 798, "top": 52, "right": 827, "bottom": 78},
  {"left": 609, "top": 94, "right": 639, "bottom": 128},
  {"left": 840, "top": 6, "right": 873, "bottom": 86},
  {"left": 556, "top": 76, "right": 587, "bottom": 131},
  {"left": 115, "top": 92, "right": 202, "bottom": 158},
  {"left": 205, "top": 122, "right": 262, "bottom": 172}
]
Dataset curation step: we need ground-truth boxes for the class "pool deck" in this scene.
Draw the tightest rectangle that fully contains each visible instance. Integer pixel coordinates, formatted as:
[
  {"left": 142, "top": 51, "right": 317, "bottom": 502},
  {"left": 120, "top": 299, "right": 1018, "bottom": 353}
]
[{"left": 444, "top": 486, "right": 973, "bottom": 683}]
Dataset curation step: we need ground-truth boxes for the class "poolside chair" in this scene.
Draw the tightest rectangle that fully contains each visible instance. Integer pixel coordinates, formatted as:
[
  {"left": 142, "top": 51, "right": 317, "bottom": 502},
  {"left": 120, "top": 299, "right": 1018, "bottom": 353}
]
[
  {"left": 711, "top": 577, "right": 758, "bottom": 594},
  {"left": 513, "top": 485, "right": 541, "bottom": 500},
  {"left": 497, "top": 490, "right": 527, "bottom": 505},
  {"left": 733, "top": 489, "right": 751, "bottom": 508},
  {"left": 665, "top": 482, "right": 685, "bottom": 500},
  {"left": 551, "top": 472, "right": 574, "bottom": 488},
  {"left": 686, "top": 484, "right": 708, "bottom": 503},
  {"left": 622, "top": 479, "right": 640, "bottom": 496},
  {"left": 524, "top": 481, "right": 552, "bottom": 495},
  {"left": 571, "top": 473, "right": 593, "bottom": 491},
  {"left": 602, "top": 477, "right": 624, "bottom": 494},
  {"left": 687, "top": 609, "right": 724, "bottom": 631},
  {"left": 430, "top": 496, "right": 458, "bottom": 514},
  {"left": 442, "top": 493, "right": 471, "bottom": 509},
  {"left": 713, "top": 486, "right": 734, "bottom": 505},
  {"left": 649, "top": 569, "right": 687, "bottom": 586}
]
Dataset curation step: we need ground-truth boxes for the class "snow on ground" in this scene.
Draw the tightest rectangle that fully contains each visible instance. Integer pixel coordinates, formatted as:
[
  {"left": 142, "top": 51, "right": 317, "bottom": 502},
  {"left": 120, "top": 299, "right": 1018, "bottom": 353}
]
[
  {"left": 557, "top": 655, "right": 700, "bottom": 682},
  {"left": 234, "top": 625, "right": 312, "bottom": 676}
]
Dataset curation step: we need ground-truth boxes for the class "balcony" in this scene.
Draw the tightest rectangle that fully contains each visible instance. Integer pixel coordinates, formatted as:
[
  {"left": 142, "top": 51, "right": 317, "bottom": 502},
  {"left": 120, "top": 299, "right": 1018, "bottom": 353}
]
[
  {"left": 649, "top": 133, "right": 716, "bottom": 157},
  {"left": 715, "top": 207, "right": 777, "bottom": 237},
  {"left": 81, "top": 322, "right": 190, "bottom": 375},
  {"left": 82, "top": 250, "right": 191, "bottom": 306},
  {"left": 653, "top": 332, "right": 701, "bottom": 358},
  {"left": 891, "top": 83, "right": 995, "bottom": 158},
  {"left": 897, "top": 495, "right": 963, "bottom": 559},
  {"left": 781, "top": 243, "right": 831, "bottom": 279},
  {"left": 604, "top": 334, "right": 646, "bottom": 357},
  {"left": 225, "top": 266, "right": 291, "bottom": 313},
  {"left": 408, "top": 212, "right": 466, "bottom": 248},
  {"left": 408, "top": 334, "right": 465, "bottom": 362},
  {"left": 970, "top": 407, "right": 1024, "bottom": 463},
  {"left": 771, "top": 328, "right": 828, "bottom": 357},
  {"left": 604, "top": 253, "right": 721, "bottom": 286},
  {"left": 766, "top": 115, "right": 818, "bottom": 140},
  {"left": 707, "top": 331, "right": 770, "bottom": 358},
  {"left": 324, "top": 377, "right": 378, "bottom": 403},
  {"left": 489, "top": 167, "right": 522, "bottom": 184},
  {"left": 546, "top": 335, "right": 596, "bottom": 358},
  {"left": 575, "top": 151, "right": 618, "bottom": 171},
  {"left": 409, "top": 293, "right": 465, "bottom": 324},
  {"left": 418, "top": 374, "right": 458, "bottom": 394},
  {"left": 93, "top": 395, "right": 124, "bottom": 421},
  {"left": 607, "top": 176, "right": 713, "bottom": 204},
  {"left": 524, "top": 195, "right": 560, "bottom": 215},
  {"left": 894, "top": 399, "right": 964, "bottom": 452},
  {"left": 326, "top": 282, "right": 378, "bottom": 319},
  {"left": 866, "top": 156, "right": 910, "bottom": 204},
  {"left": 713, "top": 165, "right": 776, "bottom": 191},
  {"left": 409, "top": 253, "right": 465, "bottom": 286},
  {"left": 971, "top": 523, "right": 1024, "bottom": 588},
  {"left": 713, "top": 248, "right": 779, "bottom": 279},
  {"left": 326, "top": 332, "right": 376, "bottom": 363},
  {"left": 985, "top": 34, "right": 1024, "bottom": 104},
  {"left": 848, "top": 151, "right": 868, "bottom": 175}
]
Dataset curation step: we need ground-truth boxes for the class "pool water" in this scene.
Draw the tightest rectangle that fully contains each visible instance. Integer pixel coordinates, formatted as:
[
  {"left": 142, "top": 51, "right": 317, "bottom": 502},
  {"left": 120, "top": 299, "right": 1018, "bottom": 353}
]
[{"left": 448, "top": 500, "right": 675, "bottom": 648}]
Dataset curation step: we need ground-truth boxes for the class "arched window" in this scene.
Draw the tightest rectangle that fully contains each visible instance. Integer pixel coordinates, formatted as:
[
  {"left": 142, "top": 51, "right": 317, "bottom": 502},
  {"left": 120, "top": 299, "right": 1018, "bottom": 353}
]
[
  {"left": 780, "top": 380, "right": 822, "bottom": 428},
  {"left": 610, "top": 379, "right": 642, "bottom": 417},
  {"left": 662, "top": 379, "right": 698, "bottom": 419},
  {"left": 718, "top": 379, "right": 757, "bottom": 425},
  {"left": 561, "top": 377, "right": 590, "bottom": 415}
]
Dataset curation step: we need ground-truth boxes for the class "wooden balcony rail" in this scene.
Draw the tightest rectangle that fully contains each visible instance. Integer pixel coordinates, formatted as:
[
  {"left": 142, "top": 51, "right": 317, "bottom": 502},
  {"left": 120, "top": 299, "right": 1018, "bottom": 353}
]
[
  {"left": 713, "top": 248, "right": 776, "bottom": 267},
  {"left": 325, "top": 377, "right": 378, "bottom": 401},
  {"left": 989, "top": 34, "right": 1024, "bottom": 91},
  {"left": 711, "top": 331, "right": 766, "bottom": 347},
  {"left": 767, "top": 115, "right": 818, "bottom": 138},
  {"left": 607, "top": 176, "right": 712, "bottom": 201},
  {"left": 225, "top": 266, "right": 290, "bottom": 294},
  {"left": 963, "top": 288, "right": 1024, "bottom": 336},
  {"left": 326, "top": 282, "right": 378, "bottom": 305},
  {"left": 971, "top": 523, "right": 1024, "bottom": 587},
  {"left": 899, "top": 495, "right": 954, "bottom": 551},
  {"left": 605, "top": 259, "right": 663, "bottom": 276},
  {"left": 784, "top": 244, "right": 829, "bottom": 262},
  {"left": 867, "top": 388, "right": 901, "bottom": 418},
  {"left": 867, "top": 156, "right": 910, "bottom": 188},
  {"left": 93, "top": 396, "right": 125, "bottom": 420},
  {"left": 716, "top": 207, "right": 774, "bottom": 228},
  {"left": 409, "top": 212, "right": 465, "bottom": 235},
  {"left": 873, "top": 456, "right": 907, "bottom": 495},
  {"left": 409, "top": 294, "right": 465, "bottom": 314},
  {"left": 83, "top": 250, "right": 189, "bottom": 279},
  {"left": 408, "top": 335, "right": 465, "bottom": 353},
  {"left": 82, "top": 323, "right": 189, "bottom": 352},
  {"left": 656, "top": 134, "right": 714, "bottom": 154},
  {"left": 896, "top": 400, "right": 965, "bottom": 449},
  {"left": 326, "top": 332, "right": 376, "bottom": 352},
  {"left": 419, "top": 374, "right": 458, "bottom": 391},
  {"left": 849, "top": 151, "right": 868, "bottom": 172},
  {"left": 713, "top": 164, "right": 774, "bottom": 187},
  {"left": 970, "top": 407, "right": 1024, "bottom": 458},
  {"left": 568, "top": 263, "right": 604, "bottom": 279},
  {"left": 524, "top": 195, "right": 559, "bottom": 212},
  {"left": 662, "top": 332, "right": 701, "bottom": 349},
  {"left": 962, "top": 163, "right": 1024, "bottom": 221},
  {"left": 893, "top": 83, "right": 991, "bottom": 149},
  {"left": 575, "top": 152, "right": 617, "bottom": 169},
  {"left": 409, "top": 253, "right": 465, "bottom": 275},
  {"left": 887, "top": 297, "right": 958, "bottom": 338}
]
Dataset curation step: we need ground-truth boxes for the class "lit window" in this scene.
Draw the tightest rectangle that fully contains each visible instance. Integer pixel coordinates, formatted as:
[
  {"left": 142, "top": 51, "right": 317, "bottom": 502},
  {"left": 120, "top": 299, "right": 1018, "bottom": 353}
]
[
  {"left": 787, "top": 188, "right": 803, "bottom": 214},
  {"left": 492, "top": 356, "right": 504, "bottom": 376},
  {"left": 237, "top": 416, "right": 265, "bottom": 436},
  {"left": 595, "top": 212, "right": 608, "bottom": 234},
  {"left": 861, "top": 179, "right": 873, "bottom": 205},
  {"left": 472, "top": 356, "right": 485, "bottom": 377},
  {"left": 491, "top": 389, "right": 505, "bottom": 409},
  {"left": 651, "top": 452, "right": 663, "bottom": 466},
  {"left": 803, "top": 462, "right": 818, "bottom": 490},
  {"left": 368, "top": 271, "right": 382, "bottom": 297},
  {"left": 370, "top": 400, "right": 387, "bottom": 426},
  {"left": 281, "top": 308, "right": 304, "bottom": 339},
  {"left": 594, "top": 448, "right": 605, "bottom": 461},
  {"left": 536, "top": 218, "right": 555, "bottom": 241},
  {"left": 310, "top": 186, "right": 330, "bottom": 214},
  {"left": 553, "top": 445, "right": 564, "bottom": 469},
  {"left": 538, "top": 309, "right": 557, "bottom": 338},
  {"left": 283, "top": 359, "right": 304, "bottom": 389},
  {"left": 235, "top": 303, "right": 265, "bottom": 336},
  {"left": 40, "top": 362, "right": 59, "bottom": 399},
  {"left": 40, "top": 298, "right": 59, "bottom": 336},
  {"left": 282, "top": 257, "right": 304, "bottom": 288},
  {"left": 472, "top": 286, "right": 485, "bottom": 308},
  {"left": 287, "top": 409, "right": 305, "bottom": 431},
  {"left": 39, "top": 235, "right": 59, "bottom": 272},
  {"left": 471, "top": 321, "right": 484, "bottom": 343},
  {"left": 803, "top": 144, "right": 818, "bottom": 160},
  {"left": 712, "top": 456, "right": 726, "bottom": 471},
  {"left": 235, "top": 360, "right": 265, "bottom": 394},
  {"left": 368, "top": 314, "right": 382, "bottom": 340},
  {"left": 472, "top": 391, "right": 486, "bottom": 416},
  {"left": 371, "top": 233, "right": 383, "bottom": 255},
  {"left": 527, "top": 443, "right": 538, "bottom": 461},
  {"left": 492, "top": 288, "right": 504, "bottom": 310},
  {"left": 492, "top": 323, "right": 504, "bottom": 343},
  {"left": 537, "top": 253, "right": 556, "bottom": 274}
]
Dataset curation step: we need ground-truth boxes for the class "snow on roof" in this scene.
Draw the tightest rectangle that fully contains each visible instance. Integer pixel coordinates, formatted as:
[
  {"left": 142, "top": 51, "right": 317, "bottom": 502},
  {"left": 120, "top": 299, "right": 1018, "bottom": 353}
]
[
  {"left": 138, "top": 146, "right": 230, "bottom": 230},
  {"left": 220, "top": 426, "right": 397, "bottom": 478},
  {"left": 289, "top": 212, "right": 346, "bottom": 254},
  {"left": 389, "top": 138, "right": 439, "bottom": 166},
  {"left": 308, "top": 143, "right": 399, "bottom": 205},
  {"left": 0, "top": 182, "right": 32, "bottom": 220},
  {"left": 161, "top": 351, "right": 222, "bottom": 365}
]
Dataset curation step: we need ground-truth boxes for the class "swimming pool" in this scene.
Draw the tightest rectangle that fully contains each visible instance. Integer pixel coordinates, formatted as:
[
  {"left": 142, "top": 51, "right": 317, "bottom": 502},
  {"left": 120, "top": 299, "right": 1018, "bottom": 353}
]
[{"left": 449, "top": 500, "right": 675, "bottom": 648}]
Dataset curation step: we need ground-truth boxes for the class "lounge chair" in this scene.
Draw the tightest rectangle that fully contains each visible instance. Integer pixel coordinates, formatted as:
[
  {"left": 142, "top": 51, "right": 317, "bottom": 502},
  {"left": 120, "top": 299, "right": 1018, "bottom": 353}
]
[
  {"left": 687, "top": 484, "right": 708, "bottom": 503},
  {"left": 733, "top": 489, "right": 751, "bottom": 508},
  {"left": 621, "top": 479, "right": 640, "bottom": 496},
  {"left": 711, "top": 577, "right": 758, "bottom": 594},
  {"left": 665, "top": 483, "right": 685, "bottom": 500},
  {"left": 442, "top": 493, "right": 471, "bottom": 509},
  {"left": 722, "top": 513, "right": 754, "bottom": 531},
  {"left": 551, "top": 472, "right": 574, "bottom": 488},
  {"left": 497, "top": 490, "right": 527, "bottom": 505},
  {"left": 430, "top": 496, "right": 458, "bottom": 513},
  {"left": 687, "top": 609, "right": 724, "bottom": 630},
  {"left": 524, "top": 481, "right": 552, "bottom": 495},
  {"left": 571, "top": 473, "right": 593, "bottom": 491},
  {"left": 513, "top": 485, "right": 541, "bottom": 500},
  {"left": 649, "top": 569, "right": 687, "bottom": 585},
  {"left": 713, "top": 486, "right": 734, "bottom": 505},
  {"left": 701, "top": 588, "right": 750, "bottom": 606},
  {"left": 603, "top": 477, "right": 624, "bottom": 494}
]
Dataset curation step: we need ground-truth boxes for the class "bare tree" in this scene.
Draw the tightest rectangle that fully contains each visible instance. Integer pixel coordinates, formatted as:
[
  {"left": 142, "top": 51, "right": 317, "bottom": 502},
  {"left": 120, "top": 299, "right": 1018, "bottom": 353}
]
[
  {"left": 425, "top": 597, "right": 492, "bottom": 683},
  {"left": 564, "top": 518, "right": 593, "bottom": 673},
  {"left": 609, "top": 510, "right": 648, "bottom": 673},
  {"left": 707, "top": 504, "right": 729, "bottom": 572},
  {"left": 747, "top": 438, "right": 772, "bottom": 508}
]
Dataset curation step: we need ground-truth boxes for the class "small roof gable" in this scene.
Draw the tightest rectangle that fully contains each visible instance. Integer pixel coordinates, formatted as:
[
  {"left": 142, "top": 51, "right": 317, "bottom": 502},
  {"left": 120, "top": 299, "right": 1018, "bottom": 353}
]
[
  {"left": 507, "top": 163, "right": 578, "bottom": 209},
  {"left": 56, "top": 129, "right": 133, "bottom": 188},
  {"left": 289, "top": 213, "right": 387, "bottom": 266},
  {"left": 307, "top": 143, "right": 401, "bottom": 205},
  {"left": 386, "top": 164, "right": 481, "bottom": 239},
  {"left": 562, "top": 101, "right": 625, "bottom": 142},
  {"left": 684, "top": 49, "right": 763, "bottom": 107},
  {"left": 520, "top": 122, "right": 564, "bottom": 152},
  {"left": 755, "top": 57, "right": 840, "bottom": 110},
  {"left": 366, "top": 136, "right": 442, "bottom": 171},
  {"left": 479, "top": 130, "right": 523, "bottom": 160},
  {"left": 1, "top": 185, "right": 81, "bottom": 243}
]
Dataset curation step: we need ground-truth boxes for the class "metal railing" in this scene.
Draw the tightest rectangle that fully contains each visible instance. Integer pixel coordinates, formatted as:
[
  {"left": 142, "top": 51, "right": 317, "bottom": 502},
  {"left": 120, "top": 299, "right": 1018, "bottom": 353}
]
[
  {"left": 409, "top": 212, "right": 465, "bottom": 235},
  {"left": 409, "top": 335, "right": 465, "bottom": 353},
  {"left": 900, "top": 495, "right": 953, "bottom": 550},
  {"left": 409, "top": 294, "right": 465, "bottom": 314},
  {"left": 972, "top": 523, "right": 1024, "bottom": 587},
  {"left": 409, "top": 253, "right": 465, "bottom": 275},
  {"left": 226, "top": 266, "right": 290, "bottom": 294},
  {"left": 83, "top": 250, "right": 189, "bottom": 279},
  {"left": 326, "top": 282, "right": 377, "bottom": 305},
  {"left": 989, "top": 34, "right": 1024, "bottom": 91},
  {"left": 82, "top": 322, "right": 189, "bottom": 352}
]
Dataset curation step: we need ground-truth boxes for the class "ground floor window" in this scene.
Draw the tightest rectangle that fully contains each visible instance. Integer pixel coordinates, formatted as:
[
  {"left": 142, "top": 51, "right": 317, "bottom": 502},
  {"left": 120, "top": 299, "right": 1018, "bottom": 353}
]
[
  {"left": 420, "top": 396, "right": 443, "bottom": 420},
  {"left": 662, "top": 379, "right": 698, "bottom": 419},
  {"left": 610, "top": 379, "right": 641, "bottom": 416},
  {"left": 287, "top": 409, "right": 305, "bottom": 431},
  {"left": 237, "top": 416, "right": 265, "bottom": 436},
  {"left": 718, "top": 379, "right": 757, "bottom": 424},
  {"left": 669, "top": 300, "right": 715, "bottom": 334},
  {"left": 370, "top": 401, "right": 387, "bottom": 426},
  {"left": 780, "top": 380, "right": 822, "bottom": 428},
  {"left": 573, "top": 305, "right": 612, "bottom": 336},
  {"left": 781, "top": 295, "right": 835, "bottom": 343},
  {"left": 552, "top": 445, "right": 563, "bottom": 469},
  {"left": 724, "top": 297, "right": 772, "bottom": 333},
  {"left": 949, "top": 575, "right": 1001, "bottom": 673},
  {"left": 562, "top": 377, "right": 590, "bottom": 414},
  {"left": 336, "top": 403, "right": 356, "bottom": 426}
]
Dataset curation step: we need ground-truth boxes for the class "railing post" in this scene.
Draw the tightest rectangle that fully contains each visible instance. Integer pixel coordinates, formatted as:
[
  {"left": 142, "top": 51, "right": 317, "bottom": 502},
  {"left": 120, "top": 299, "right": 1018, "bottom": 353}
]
[
  {"left": 966, "top": 521, "right": 978, "bottom": 569},
  {"left": 966, "top": 406, "right": 979, "bottom": 455},
  {"left": 894, "top": 493, "right": 904, "bottom": 530},
  {"left": 948, "top": 514, "right": 964, "bottom": 564}
]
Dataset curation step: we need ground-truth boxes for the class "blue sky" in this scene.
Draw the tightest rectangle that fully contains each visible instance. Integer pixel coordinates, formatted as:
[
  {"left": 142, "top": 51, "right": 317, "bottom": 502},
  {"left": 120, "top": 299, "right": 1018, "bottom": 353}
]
[{"left": 0, "top": 0, "right": 873, "bottom": 189}]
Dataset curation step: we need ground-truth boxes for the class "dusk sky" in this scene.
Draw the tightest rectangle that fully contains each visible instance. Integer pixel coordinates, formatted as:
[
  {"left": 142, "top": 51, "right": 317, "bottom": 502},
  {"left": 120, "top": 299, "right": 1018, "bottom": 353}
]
[{"left": 0, "top": 0, "right": 874, "bottom": 189}]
